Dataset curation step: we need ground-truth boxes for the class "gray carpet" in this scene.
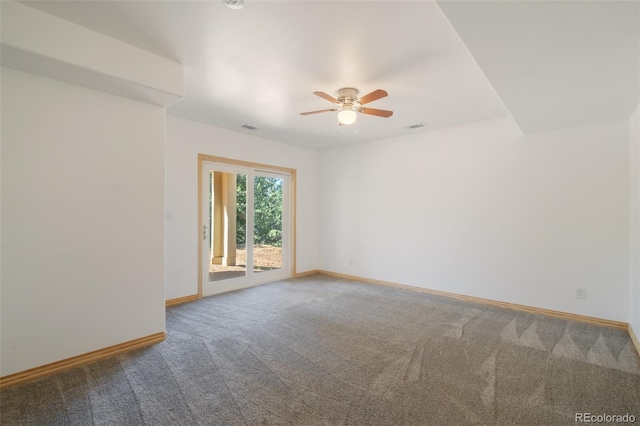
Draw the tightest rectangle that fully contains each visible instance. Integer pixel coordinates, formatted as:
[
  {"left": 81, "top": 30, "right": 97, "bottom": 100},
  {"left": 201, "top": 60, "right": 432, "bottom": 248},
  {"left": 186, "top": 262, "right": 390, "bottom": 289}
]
[{"left": 2, "top": 274, "right": 640, "bottom": 425}]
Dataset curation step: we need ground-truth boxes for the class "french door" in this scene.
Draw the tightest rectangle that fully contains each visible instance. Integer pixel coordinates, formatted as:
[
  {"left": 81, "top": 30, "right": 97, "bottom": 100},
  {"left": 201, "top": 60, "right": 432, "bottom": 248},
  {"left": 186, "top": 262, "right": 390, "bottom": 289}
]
[{"left": 200, "top": 159, "right": 291, "bottom": 297}]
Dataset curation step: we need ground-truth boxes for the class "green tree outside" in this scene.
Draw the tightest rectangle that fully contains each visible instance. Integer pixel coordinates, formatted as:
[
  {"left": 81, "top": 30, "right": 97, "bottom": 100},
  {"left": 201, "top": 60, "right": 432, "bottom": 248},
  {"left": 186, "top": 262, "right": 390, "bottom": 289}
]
[{"left": 236, "top": 174, "right": 282, "bottom": 247}]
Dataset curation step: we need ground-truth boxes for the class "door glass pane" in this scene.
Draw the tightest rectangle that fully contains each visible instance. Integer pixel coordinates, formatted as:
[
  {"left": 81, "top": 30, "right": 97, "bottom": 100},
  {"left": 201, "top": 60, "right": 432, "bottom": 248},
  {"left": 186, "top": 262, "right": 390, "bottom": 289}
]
[
  {"left": 253, "top": 176, "right": 283, "bottom": 274},
  {"left": 209, "top": 171, "right": 247, "bottom": 282}
]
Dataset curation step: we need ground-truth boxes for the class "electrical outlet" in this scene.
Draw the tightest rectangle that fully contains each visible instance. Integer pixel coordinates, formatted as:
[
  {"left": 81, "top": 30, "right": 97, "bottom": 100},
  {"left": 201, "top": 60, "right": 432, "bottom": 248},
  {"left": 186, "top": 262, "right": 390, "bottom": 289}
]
[
  {"left": 348, "top": 259, "right": 354, "bottom": 266},
  {"left": 576, "top": 288, "right": 587, "bottom": 300}
]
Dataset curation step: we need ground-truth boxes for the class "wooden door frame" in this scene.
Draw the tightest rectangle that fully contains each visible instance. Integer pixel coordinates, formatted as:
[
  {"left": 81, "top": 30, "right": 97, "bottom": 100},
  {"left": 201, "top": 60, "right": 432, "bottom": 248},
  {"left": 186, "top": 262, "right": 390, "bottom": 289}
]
[{"left": 197, "top": 154, "right": 297, "bottom": 298}]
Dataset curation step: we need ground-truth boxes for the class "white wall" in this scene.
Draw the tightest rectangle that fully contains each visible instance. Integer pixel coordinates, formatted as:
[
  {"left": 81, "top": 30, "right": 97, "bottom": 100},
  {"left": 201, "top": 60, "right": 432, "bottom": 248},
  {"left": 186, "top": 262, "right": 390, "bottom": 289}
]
[
  {"left": 630, "top": 103, "right": 640, "bottom": 335},
  {"left": 319, "top": 117, "right": 630, "bottom": 322},
  {"left": 165, "top": 116, "right": 319, "bottom": 300},
  {"left": 0, "top": 67, "right": 166, "bottom": 376}
]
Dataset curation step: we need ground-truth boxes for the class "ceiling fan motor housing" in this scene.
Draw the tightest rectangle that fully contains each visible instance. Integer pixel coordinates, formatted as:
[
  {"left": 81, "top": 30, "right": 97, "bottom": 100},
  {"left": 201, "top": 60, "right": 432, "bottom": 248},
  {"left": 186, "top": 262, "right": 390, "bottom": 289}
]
[{"left": 337, "top": 88, "right": 359, "bottom": 105}]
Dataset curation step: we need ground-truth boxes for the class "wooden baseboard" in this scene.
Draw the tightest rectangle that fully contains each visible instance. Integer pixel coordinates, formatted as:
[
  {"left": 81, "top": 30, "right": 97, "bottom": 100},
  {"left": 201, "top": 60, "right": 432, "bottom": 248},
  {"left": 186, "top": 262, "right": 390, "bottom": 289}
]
[
  {"left": 317, "top": 270, "right": 628, "bottom": 330},
  {"left": 293, "top": 269, "right": 320, "bottom": 278},
  {"left": 166, "top": 294, "right": 199, "bottom": 307},
  {"left": 0, "top": 332, "right": 166, "bottom": 389},
  {"left": 629, "top": 324, "right": 640, "bottom": 358}
]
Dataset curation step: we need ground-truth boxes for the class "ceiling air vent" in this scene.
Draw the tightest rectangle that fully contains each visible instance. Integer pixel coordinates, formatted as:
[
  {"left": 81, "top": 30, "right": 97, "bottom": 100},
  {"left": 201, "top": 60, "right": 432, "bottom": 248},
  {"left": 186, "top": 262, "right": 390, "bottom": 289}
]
[
  {"left": 241, "top": 124, "right": 258, "bottom": 131},
  {"left": 223, "top": 0, "right": 244, "bottom": 9},
  {"left": 406, "top": 123, "right": 425, "bottom": 130}
]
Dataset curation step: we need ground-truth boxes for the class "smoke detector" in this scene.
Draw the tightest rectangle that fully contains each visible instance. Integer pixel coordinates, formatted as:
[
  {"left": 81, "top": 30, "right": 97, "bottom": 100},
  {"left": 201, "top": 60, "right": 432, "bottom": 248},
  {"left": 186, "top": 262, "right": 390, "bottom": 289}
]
[{"left": 223, "top": 0, "right": 244, "bottom": 9}]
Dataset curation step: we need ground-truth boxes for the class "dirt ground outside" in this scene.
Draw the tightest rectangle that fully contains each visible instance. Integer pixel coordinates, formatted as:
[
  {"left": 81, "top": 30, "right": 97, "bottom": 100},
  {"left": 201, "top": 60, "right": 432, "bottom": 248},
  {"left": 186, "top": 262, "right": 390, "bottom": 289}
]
[{"left": 210, "top": 245, "right": 282, "bottom": 281}]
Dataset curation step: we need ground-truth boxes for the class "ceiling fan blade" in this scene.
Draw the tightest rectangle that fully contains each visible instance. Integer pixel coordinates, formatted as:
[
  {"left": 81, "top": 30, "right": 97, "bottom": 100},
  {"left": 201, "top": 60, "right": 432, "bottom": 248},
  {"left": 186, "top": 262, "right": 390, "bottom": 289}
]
[
  {"left": 313, "top": 91, "right": 339, "bottom": 104},
  {"left": 358, "top": 107, "right": 393, "bottom": 118},
  {"left": 300, "top": 109, "right": 337, "bottom": 116},
  {"left": 358, "top": 89, "right": 388, "bottom": 105}
]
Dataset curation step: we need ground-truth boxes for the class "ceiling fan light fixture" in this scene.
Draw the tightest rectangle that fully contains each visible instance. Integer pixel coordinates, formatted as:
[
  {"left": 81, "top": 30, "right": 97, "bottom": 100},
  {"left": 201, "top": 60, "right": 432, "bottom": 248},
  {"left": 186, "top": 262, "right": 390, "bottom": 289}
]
[
  {"left": 223, "top": 0, "right": 244, "bottom": 10},
  {"left": 300, "top": 88, "right": 392, "bottom": 127},
  {"left": 337, "top": 108, "right": 357, "bottom": 125}
]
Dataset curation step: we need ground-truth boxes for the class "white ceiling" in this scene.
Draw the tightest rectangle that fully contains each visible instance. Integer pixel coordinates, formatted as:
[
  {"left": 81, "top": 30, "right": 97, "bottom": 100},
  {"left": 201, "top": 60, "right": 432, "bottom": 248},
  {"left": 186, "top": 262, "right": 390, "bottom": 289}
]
[
  {"left": 437, "top": 0, "right": 640, "bottom": 135},
  {"left": 18, "top": 1, "right": 640, "bottom": 149}
]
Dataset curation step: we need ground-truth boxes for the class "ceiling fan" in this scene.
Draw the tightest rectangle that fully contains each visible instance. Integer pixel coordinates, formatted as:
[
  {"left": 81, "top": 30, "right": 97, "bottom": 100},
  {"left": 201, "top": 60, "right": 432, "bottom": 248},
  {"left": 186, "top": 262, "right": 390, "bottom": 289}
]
[{"left": 300, "top": 88, "right": 393, "bottom": 126}]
